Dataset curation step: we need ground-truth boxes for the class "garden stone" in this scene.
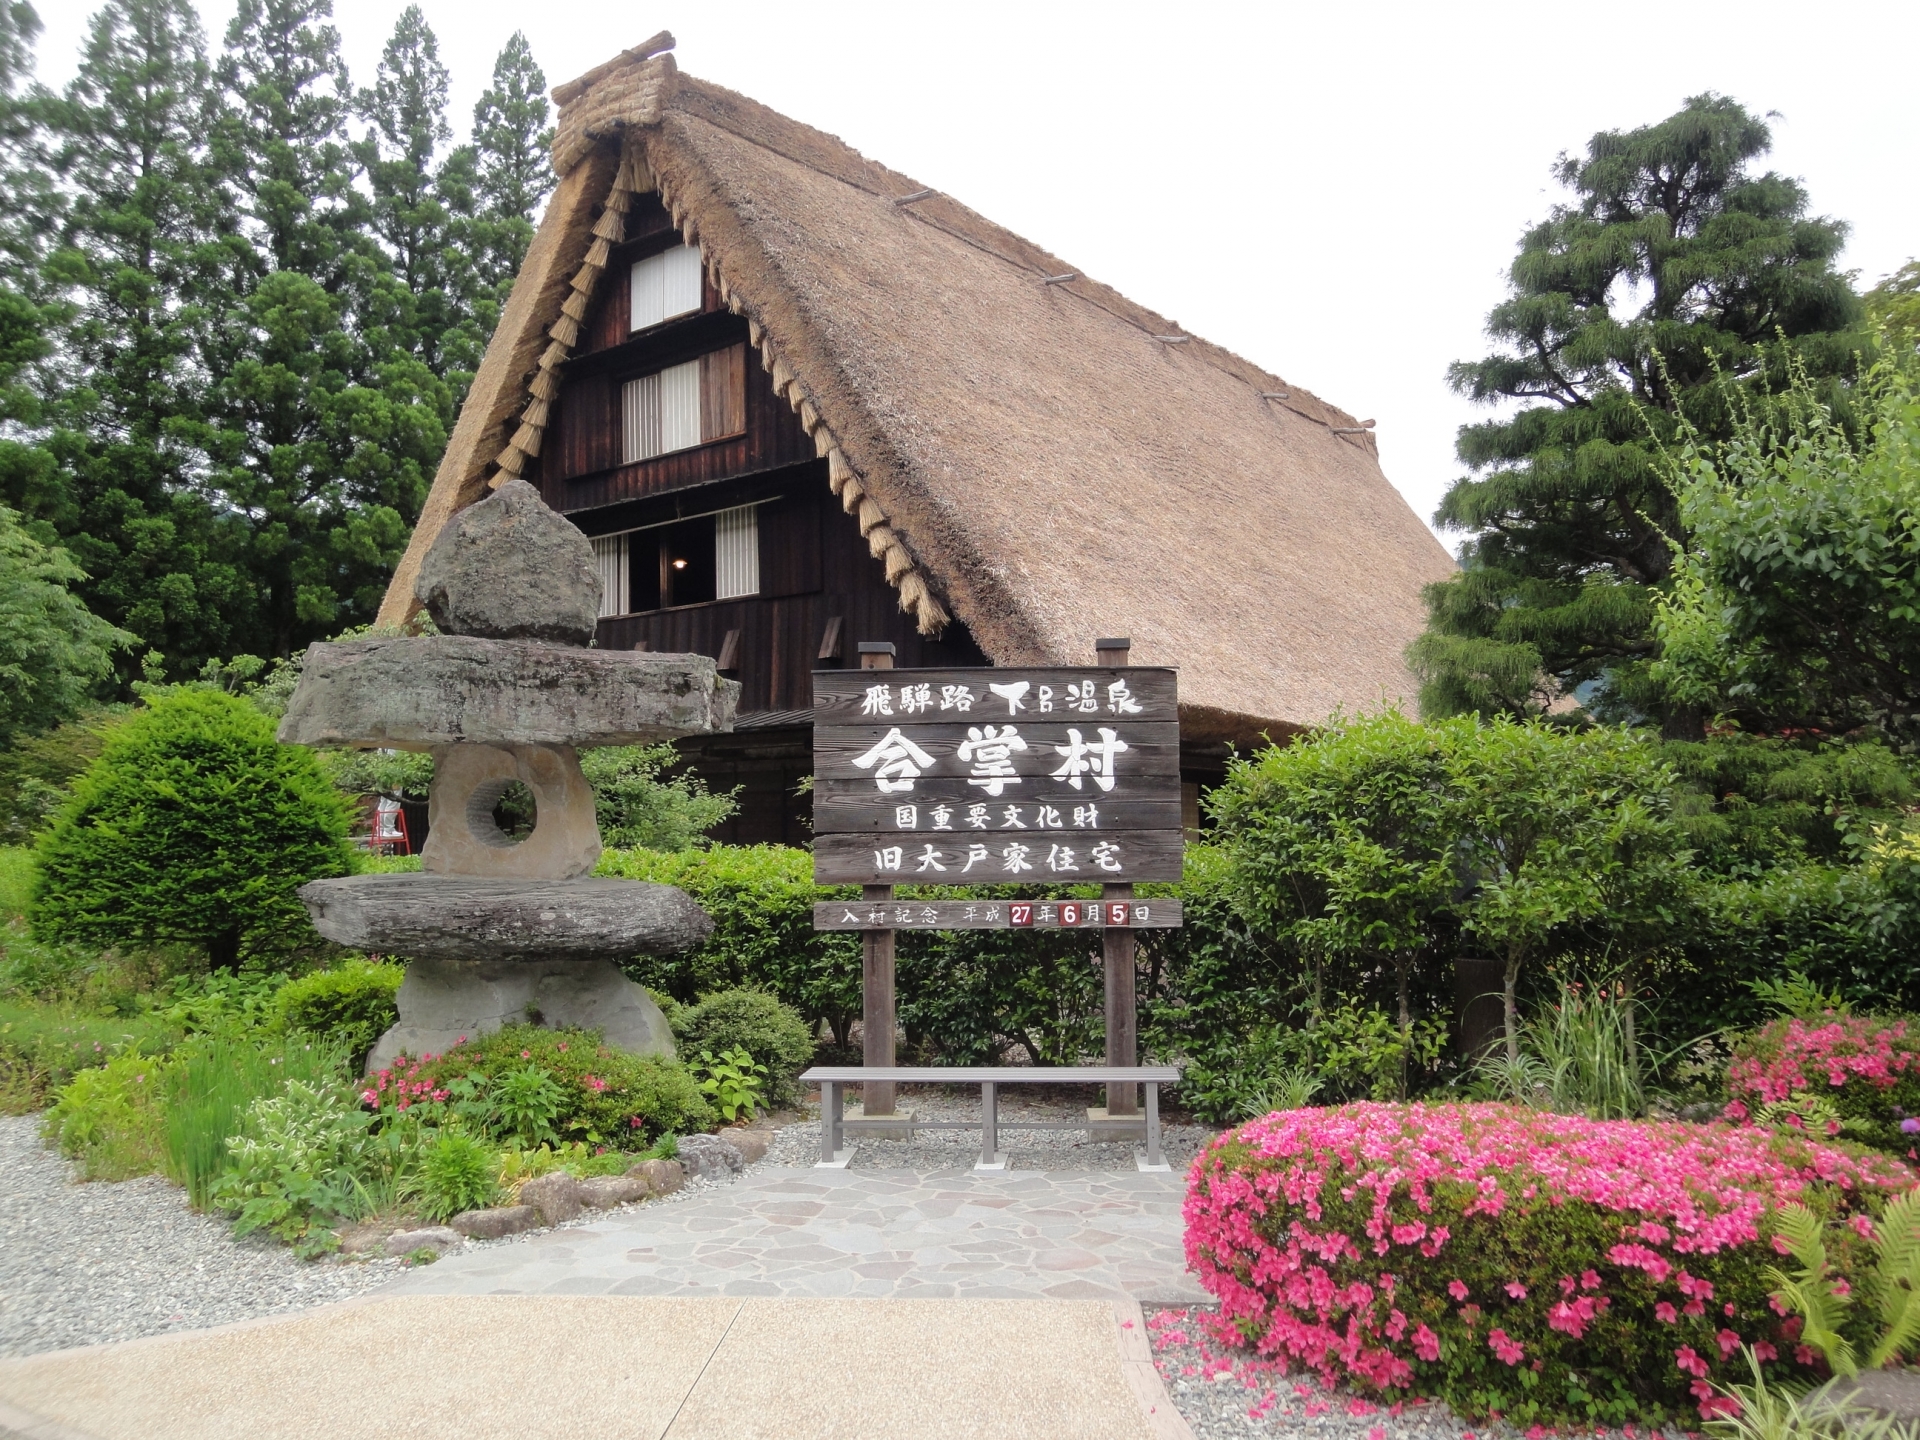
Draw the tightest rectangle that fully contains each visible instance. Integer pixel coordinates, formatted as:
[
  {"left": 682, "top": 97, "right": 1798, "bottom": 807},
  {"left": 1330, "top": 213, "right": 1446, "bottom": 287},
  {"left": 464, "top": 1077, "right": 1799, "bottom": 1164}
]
[
  {"left": 675, "top": 1134, "right": 745, "bottom": 1181},
  {"left": 576, "top": 1175, "right": 650, "bottom": 1209},
  {"left": 420, "top": 742, "right": 602, "bottom": 881},
  {"left": 447, "top": 1205, "right": 538, "bottom": 1240},
  {"left": 415, "top": 478, "right": 600, "bottom": 645},
  {"left": 276, "top": 636, "right": 738, "bottom": 750},
  {"left": 299, "top": 876, "right": 713, "bottom": 962},
  {"left": 362, "top": 954, "right": 676, "bottom": 1073},
  {"left": 519, "top": 1172, "right": 582, "bottom": 1226},
  {"left": 625, "top": 1158, "right": 683, "bottom": 1195},
  {"left": 382, "top": 1226, "right": 463, "bottom": 1258},
  {"left": 721, "top": 1127, "right": 771, "bottom": 1164},
  {"left": 1678, "top": 1101, "right": 1721, "bottom": 1124}
]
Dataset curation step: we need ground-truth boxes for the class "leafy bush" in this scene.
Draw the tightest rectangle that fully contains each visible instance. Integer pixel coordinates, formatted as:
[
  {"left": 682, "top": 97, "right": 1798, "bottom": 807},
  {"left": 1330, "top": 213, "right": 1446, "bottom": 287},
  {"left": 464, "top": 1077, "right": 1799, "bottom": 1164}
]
[
  {"left": 579, "top": 743, "right": 737, "bottom": 849},
  {"left": 164, "top": 1033, "right": 346, "bottom": 1208},
  {"left": 210, "top": 1078, "right": 372, "bottom": 1257},
  {"left": 395, "top": 1025, "right": 713, "bottom": 1144},
  {"left": 31, "top": 688, "right": 354, "bottom": 970},
  {"left": 1184, "top": 1101, "right": 1915, "bottom": 1427},
  {"left": 42, "top": 1049, "right": 171, "bottom": 1179},
  {"left": 689, "top": 1047, "right": 767, "bottom": 1122},
  {"left": 274, "top": 958, "right": 402, "bottom": 1070},
  {"left": 404, "top": 1129, "right": 497, "bottom": 1221},
  {"left": 670, "top": 988, "right": 814, "bottom": 1106},
  {"left": 1724, "top": 1016, "right": 1920, "bottom": 1154}
]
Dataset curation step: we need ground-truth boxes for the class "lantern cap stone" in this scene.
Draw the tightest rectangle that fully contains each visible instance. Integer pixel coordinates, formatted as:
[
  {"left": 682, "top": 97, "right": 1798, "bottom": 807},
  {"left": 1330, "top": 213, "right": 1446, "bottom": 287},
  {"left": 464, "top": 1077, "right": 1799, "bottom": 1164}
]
[{"left": 415, "top": 478, "right": 599, "bottom": 645}]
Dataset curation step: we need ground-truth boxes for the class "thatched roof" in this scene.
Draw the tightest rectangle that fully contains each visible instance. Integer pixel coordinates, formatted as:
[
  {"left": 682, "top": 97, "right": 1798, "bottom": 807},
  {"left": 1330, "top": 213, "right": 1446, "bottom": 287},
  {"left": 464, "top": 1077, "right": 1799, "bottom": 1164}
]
[{"left": 379, "top": 36, "right": 1455, "bottom": 740}]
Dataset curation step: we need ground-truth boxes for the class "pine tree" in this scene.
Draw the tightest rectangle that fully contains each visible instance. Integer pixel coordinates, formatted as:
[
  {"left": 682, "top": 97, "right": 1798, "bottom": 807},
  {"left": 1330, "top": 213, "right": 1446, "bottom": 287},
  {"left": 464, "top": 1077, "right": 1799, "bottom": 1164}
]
[
  {"left": 1411, "top": 95, "right": 1861, "bottom": 735},
  {"left": 0, "top": 1, "right": 59, "bottom": 287},
  {"left": 32, "top": 0, "right": 246, "bottom": 678},
  {"left": 193, "top": 0, "right": 449, "bottom": 658},
  {"left": 467, "top": 30, "right": 550, "bottom": 294}
]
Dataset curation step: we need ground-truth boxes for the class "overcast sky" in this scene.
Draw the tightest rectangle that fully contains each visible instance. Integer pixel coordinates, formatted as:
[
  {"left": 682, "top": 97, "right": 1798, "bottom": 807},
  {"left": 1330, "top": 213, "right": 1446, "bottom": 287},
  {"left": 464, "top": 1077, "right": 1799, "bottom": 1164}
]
[{"left": 31, "top": 1, "right": 1920, "bottom": 549}]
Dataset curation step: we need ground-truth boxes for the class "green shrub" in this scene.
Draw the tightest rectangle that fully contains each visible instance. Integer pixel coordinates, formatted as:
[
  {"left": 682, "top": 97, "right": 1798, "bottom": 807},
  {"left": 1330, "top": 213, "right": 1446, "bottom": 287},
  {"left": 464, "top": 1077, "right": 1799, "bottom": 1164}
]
[
  {"left": 689, "top": 1047, "right": 767, "bottom": 1122},
  {"left": 1185, "top": 1102, "right": 1917, "bottom": 1427},
  {"left": 210, "top": 1078, "right": 373, "bottom": 1257},
  {"left": 404, "top": 1129, "right": 497, "bottom": 1221},
  {"left": 671, "top": 988, "right": 814, "bottom": 1107},
  {"left": 401, "top": 1025, "right": 713, "bottom": 1144},
  {"left": 274, "top": 958, "right": 402, "bottom": 1070},
  {"left": 42, "top": 1050, "right": 172, "bottom": 1179},
  {"left": 165, "top": 1032, "right": 347, "bottom": 1208},
  {"left": 579, "top": 743, "right": 737, "bottom": 849},
  {"left": 31, "top": 688, "right": 354, "bottom": 971}
]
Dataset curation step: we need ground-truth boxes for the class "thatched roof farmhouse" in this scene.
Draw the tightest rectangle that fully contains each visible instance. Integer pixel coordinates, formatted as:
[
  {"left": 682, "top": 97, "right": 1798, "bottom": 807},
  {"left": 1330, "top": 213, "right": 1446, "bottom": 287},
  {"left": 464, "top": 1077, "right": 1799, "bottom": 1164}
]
[{"left": 379, "top": 35, "right": 1455, "bottom": 841}]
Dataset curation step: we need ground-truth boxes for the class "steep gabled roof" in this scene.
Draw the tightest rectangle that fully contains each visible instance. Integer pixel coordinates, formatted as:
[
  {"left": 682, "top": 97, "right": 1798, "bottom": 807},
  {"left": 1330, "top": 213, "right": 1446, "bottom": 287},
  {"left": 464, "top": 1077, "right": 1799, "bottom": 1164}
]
[{"left": 379, "top": 38, "right": 1455, "bottom": 740}]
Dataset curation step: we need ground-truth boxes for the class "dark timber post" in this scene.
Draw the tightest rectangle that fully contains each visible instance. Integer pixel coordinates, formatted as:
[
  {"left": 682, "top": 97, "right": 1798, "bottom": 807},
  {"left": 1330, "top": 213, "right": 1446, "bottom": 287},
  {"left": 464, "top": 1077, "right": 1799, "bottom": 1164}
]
[
  {"left": 858, "top": 641, "right": 898, "bottom": 1118},
  {"left": 1097, "top": 636, "right": 1139, "bottom": 1117}
]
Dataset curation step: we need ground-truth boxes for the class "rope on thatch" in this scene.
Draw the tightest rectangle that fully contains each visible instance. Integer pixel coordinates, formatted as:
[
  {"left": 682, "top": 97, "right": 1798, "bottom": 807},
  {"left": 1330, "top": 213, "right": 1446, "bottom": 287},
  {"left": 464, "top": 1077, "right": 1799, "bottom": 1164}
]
[{"left": 487, "top": 137, "right": 650, "bottom": 489}]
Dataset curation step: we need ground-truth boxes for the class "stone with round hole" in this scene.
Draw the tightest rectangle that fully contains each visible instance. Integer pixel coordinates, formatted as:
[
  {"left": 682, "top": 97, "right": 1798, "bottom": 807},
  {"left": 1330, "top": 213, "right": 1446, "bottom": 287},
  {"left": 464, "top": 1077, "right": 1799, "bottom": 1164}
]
[{"left": 421, "top": 741, "right": 601, "bottom": 880}]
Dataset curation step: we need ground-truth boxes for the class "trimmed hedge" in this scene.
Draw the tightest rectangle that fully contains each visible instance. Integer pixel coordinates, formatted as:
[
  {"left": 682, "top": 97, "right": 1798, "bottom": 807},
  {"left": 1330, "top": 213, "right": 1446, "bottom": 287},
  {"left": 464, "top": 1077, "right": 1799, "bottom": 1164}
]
[
  {"left": 1724, "top": 1014, "right": 1920, "bottom": 1154},
  {"left": 1184, "top": 1102, "right": 1915, "bottom": 1427},
  {"left": 273, "top": 958, "right": 403, "bottom": 1072},
  {"left": 669, "top": 988, "right": 815, "bottom": 1107}
]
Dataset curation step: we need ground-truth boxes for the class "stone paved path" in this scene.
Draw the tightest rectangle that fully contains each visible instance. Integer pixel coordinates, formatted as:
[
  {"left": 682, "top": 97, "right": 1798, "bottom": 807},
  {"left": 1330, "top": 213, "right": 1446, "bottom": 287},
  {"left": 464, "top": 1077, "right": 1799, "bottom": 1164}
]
[{"left": 381, "top": 1166, "right": 1210, "bottom": 1305}]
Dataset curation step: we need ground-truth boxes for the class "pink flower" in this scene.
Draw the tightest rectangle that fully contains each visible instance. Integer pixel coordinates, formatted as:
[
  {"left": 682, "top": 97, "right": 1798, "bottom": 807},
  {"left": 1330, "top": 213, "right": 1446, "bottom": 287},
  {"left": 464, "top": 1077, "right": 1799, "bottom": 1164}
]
[
  {"left": 1796, "top": 1344, "right": 1818, "bottom": 1367},
  {"left": 1717, "top": 1329, "right": 1741, "bottom": 1358},
  {"left": 1851, "top": 1215, "right": 1877, "bottom": 1238},
  {"left": 1412, "top": 1324, "right": 1440, "bottom": 1362},
  {"left": 1675, "top": 1346, "right": 1709, "bottom": 1379},
  {"left": 1753, "top": 1341, "right": 1778, "bottom": 1363},
  {"left": 1448, "top": 1280, "right": 1470, "bottom": 1301},
  {"left": 1488, "top": 1329, "right": 1524, "bottom": 1366},
  {"left": 1581, "top": 1269, "right": 1602, "bottom": 1291},
  {"left": 1505, "top": 1282, "right": 1527, "bottom": 1300},
  {"left": 1655, "top": 1302, "right": 1678, "bottom": 1323}
]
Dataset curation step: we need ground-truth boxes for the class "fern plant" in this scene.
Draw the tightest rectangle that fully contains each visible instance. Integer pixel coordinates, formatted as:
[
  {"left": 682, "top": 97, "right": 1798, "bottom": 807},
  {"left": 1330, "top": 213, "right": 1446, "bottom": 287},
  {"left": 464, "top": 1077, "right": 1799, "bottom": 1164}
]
[
  {"left": 1705, "top": 1346, "right": 1918, "bottom": 1440},
  {"left": 1767, "top": 1191, "right": 1920, "bottom": 1377}
]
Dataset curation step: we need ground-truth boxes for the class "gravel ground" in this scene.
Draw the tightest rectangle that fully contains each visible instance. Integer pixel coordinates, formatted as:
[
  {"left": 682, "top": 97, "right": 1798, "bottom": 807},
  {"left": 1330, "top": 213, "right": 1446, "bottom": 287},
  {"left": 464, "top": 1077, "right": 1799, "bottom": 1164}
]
[
  {"left": 1147, "top": 1307, "right": 1518, "bottom": 1440},
  {"left": 0, "top": 1096, "right": 1214, "bottom": 1361},
  {"left": 760, "top": 1083, "right": 1216, "bottom": 1172},
  {"left": 0, "top": 1114, "right": 402, "bottom": 1359}
]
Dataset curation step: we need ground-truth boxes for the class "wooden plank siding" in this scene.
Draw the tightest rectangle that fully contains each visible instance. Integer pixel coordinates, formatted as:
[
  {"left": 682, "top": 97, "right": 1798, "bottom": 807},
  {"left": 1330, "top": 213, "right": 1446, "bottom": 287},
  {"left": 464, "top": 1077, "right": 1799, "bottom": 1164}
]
[{"left": 589, "top": 471, "right": 989, "bottom": 713}]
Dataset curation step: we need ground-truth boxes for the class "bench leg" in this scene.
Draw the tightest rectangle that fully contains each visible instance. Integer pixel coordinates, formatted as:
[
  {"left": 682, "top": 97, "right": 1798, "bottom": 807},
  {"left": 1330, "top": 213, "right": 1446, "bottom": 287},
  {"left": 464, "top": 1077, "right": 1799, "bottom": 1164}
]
[
  {"left": 981, "top": 1081, "right": 997, "bottom": 1168},
  {"left": 821, "top": 1080, "right": 841, "bottom": 1164},
  {"left": 1145, "top": 1082, "right": 1163, "bottom": 1169}
]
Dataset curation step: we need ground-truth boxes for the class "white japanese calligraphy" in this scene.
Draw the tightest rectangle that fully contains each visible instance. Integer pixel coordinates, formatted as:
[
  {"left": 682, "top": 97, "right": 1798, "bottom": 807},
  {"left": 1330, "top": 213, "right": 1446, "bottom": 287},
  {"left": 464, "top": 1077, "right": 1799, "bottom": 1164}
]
[
  {"left": 1000, "top": 805, "right": 1026, "bottom": 829},
  {"left": 1035, "top": 804, "right": 1062, "bottom": 828},
  {"left": 1037, "top": 685, "right": 1054, "bottom": 713},
  {"left": 1072, "top": 803, "right": 1100, "bottom": 828},
  {"left": 899, "top": 682, "right": 933, "bottom": 713},
  {"left": 861, "top": 684, "right": 892, "bottom": 717},
  {"left": 1046, "top": 844, "right": 1080, "bottom": 872},
  {"left": 852, "top": 728, "right": 937, "bottom": 793},
  {"left": 930, "top": 804, "right": 954, "bottom": 830},
  {"left": 894, "top": 804, "right": 917, "bottom": 828},
  {"left": 961, "top": 843, "right": 991, "bottom": 872},
  {"left": 1091, "top": 841, "right": 1123, "bottom": 872},
  {"left": 873, "top": 845, "right": 904, "bottom": 871},
  {"left": 956, "top": 724, "right": 1027, "bottom": 795},
  {"left": 1051, "top": 727, "right": 1129, "bottom": 792},
  {"left": 1002, "top": 843, "right": 1033, "bottom": 874},
  {"left": 1065, "top": 680, "right": 1099, "bottom": 713},
  {"left": 939, "top": 684, "right": 976, "bottom": 712},
  {"left": 1107, "top": 679, "right": 1143, "bottom": 714},
  {"left": 987, "top": 681, "right": 1030, "bottom": 715},
  {"left": 915, "top": 844, "right": 946, "bottom": 872},
  {"left": 965, "top": 803, "right": 989, "bottom": 829}
]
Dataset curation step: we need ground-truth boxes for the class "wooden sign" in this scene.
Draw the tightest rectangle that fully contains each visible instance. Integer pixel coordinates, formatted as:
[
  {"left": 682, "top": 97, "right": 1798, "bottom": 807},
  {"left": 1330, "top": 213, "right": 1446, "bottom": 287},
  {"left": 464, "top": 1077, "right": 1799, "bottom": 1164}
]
[
  {"left": 813, "top": 898, "right": 1183, "bottom": 930},
  {"left": 810, "top": 667, "right": 1182, "bottom": 885}
]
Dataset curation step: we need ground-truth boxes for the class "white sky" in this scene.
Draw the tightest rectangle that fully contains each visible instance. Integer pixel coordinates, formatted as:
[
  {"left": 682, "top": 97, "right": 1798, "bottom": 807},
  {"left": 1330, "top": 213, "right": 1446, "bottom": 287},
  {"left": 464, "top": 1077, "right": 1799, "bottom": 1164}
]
[{"left": 32, "top": 0, "right": 1920, "bottom": 550}]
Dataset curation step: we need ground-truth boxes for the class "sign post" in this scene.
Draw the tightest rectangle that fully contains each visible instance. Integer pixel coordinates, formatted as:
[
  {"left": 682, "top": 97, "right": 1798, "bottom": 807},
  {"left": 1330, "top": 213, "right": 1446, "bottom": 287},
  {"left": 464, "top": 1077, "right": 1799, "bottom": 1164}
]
[
  {"left": 811, "top": 646, "right": 1183, "bottom": 1129},
  {"left": 855, "top": 641, "right": 899, "bottom": 1121}
]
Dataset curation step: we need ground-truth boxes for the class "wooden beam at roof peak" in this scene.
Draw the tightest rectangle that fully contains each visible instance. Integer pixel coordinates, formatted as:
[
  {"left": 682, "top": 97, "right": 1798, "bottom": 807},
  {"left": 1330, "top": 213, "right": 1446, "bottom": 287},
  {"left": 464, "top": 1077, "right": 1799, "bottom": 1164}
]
[{"left": 552, "top": 32, "right": 676, "bottom": 107}]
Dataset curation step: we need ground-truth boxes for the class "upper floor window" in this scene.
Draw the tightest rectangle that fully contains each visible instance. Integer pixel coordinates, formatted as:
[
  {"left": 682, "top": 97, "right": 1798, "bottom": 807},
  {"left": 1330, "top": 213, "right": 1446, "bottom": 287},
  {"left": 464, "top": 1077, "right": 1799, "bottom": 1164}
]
[
  {"left": 590, "top": 504, "right": 760, "bottom": 618},
  {"left": 620, "top": 343, "right": 746, "bottom": 464},
  {"left": 630, "top": 243, "right": 702, "bottom": 331}
]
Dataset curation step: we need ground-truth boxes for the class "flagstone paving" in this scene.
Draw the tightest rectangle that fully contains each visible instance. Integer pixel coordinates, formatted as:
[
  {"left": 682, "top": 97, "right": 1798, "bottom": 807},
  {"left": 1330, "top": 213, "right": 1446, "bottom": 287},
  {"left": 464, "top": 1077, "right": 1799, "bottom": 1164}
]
[{"left": 381, "top": 1165, "right": 1211, "bottom": 1304}]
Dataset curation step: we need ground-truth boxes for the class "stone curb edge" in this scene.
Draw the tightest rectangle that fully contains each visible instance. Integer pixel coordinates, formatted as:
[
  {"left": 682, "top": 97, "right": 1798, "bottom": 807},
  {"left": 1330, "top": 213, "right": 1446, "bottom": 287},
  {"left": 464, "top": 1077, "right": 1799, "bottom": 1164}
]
[{"left": 1113, "top": 1296, "right": 1198, "bottom": 1440}]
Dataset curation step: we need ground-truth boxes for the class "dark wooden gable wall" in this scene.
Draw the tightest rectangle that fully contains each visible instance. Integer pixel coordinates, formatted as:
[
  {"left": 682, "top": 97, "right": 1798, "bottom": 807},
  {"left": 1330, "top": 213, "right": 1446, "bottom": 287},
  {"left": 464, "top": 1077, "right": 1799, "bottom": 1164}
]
[{"left": 538, "top": 192, "right": 988, "bottom": 725}]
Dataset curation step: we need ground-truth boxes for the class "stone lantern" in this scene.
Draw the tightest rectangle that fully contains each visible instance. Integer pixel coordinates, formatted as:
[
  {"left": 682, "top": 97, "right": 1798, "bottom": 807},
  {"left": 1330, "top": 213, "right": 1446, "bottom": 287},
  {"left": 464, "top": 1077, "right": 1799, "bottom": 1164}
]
[{"left": 277, "top": 481, "right": 737, "bottom": 1071}]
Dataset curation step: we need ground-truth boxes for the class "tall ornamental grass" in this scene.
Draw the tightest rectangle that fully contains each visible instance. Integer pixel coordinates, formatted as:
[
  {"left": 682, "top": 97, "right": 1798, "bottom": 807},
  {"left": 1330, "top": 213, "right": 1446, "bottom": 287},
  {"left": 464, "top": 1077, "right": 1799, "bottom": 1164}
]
[{"left": 165, "top": 1033, "right": 346, "bottom": 1207}]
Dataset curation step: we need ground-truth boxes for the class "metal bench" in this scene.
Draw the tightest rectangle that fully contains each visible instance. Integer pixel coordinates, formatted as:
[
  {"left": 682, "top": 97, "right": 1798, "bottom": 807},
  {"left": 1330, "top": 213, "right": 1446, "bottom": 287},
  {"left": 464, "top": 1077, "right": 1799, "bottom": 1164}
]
[{"left": 799, "top": 1065, "right": 1182, "bottom": 1172}]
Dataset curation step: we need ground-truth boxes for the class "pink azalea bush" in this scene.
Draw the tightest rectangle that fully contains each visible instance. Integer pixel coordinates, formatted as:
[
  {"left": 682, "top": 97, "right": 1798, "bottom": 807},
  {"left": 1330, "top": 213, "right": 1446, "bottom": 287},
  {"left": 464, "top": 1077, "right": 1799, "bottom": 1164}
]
[
  {"left": 1724, "top": 1016, "right": 1920, "bottom": 1154},
  {"left": 1184, "top": 1102, "right": 1915, "bottom": 1427}
]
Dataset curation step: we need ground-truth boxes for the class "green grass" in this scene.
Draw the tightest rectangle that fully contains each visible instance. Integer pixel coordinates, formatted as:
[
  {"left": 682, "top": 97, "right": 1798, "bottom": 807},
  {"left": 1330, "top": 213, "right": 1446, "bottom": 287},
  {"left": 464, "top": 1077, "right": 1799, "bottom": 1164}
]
[
  {"left": 0, "top": 846, "right": 31, "bottom": 924},
  {"left": 0, "top": 999, "right": 180, "bottom": 1113}
]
